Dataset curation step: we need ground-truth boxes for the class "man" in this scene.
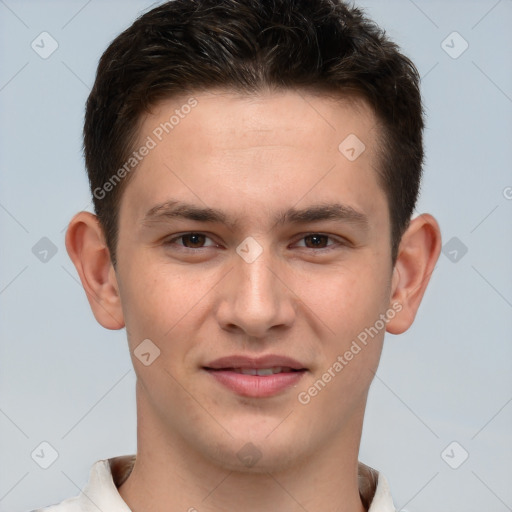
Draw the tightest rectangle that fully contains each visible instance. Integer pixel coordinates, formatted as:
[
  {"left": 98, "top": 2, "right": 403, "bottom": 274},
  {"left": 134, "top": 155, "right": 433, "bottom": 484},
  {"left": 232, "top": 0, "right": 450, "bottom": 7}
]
[{"left": 39, "top": 0, "right": 441, "bottom": 510}]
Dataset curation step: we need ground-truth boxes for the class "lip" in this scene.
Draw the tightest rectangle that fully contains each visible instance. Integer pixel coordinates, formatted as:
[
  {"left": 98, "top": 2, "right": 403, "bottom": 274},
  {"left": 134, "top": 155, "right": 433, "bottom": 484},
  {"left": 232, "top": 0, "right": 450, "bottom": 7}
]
[
  {"left": 205, "top": 354, "right": 306, "bottom": 370},
  {"left": 203, "top": 354, "right": 307, "bottom": 398}
]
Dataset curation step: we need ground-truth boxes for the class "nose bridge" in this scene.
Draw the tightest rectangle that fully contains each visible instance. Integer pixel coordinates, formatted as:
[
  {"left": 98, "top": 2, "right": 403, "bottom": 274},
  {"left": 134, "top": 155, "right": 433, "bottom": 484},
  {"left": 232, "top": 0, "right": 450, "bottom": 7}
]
[
  {"left": 239, "top": 250, "right": 276, "bottom": 307},
  {"left": 216, "top": 241, "right": 295, "bottom": 336}
]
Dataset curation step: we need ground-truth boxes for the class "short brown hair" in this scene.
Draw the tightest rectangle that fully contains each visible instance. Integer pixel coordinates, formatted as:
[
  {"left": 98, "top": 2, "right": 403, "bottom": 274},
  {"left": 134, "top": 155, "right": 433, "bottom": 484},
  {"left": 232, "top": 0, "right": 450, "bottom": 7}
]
[{"left": 84, "top": 0, "right": 424, "bottom": 266}]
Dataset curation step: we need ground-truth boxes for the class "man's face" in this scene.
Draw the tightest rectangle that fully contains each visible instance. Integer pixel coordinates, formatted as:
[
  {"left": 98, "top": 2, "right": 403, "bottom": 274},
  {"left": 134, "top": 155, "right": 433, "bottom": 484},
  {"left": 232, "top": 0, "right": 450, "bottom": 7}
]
[{"left": 114, "top": 89, "right": 396, "bottom": 471}]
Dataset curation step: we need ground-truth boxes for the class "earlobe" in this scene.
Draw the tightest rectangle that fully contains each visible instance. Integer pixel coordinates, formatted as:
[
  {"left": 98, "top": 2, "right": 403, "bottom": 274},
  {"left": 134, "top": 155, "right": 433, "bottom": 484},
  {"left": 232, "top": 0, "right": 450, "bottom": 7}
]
[
  {"left": 65, "top": 211, "right": 125, "bottom": 330},
  {"left": 386, "top": 213, "right": 441, "bottom": 335}
]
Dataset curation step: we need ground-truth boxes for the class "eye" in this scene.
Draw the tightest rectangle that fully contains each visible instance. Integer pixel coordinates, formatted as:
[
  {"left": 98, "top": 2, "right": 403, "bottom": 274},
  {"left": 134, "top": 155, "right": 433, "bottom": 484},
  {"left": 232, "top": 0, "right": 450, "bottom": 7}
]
[
  {"left": 165, "top": 232, "right": 218, "bottom": 249},
  {"left": 293, "top": 233, "right": 341, "bottom": 250}
]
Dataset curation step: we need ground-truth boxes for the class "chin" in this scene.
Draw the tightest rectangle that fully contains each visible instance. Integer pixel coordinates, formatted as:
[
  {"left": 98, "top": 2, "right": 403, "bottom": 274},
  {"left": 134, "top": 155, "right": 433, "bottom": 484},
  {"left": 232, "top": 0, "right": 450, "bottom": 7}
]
[{"left": 198, "top": 424, "right": 309, "bottom": 474}]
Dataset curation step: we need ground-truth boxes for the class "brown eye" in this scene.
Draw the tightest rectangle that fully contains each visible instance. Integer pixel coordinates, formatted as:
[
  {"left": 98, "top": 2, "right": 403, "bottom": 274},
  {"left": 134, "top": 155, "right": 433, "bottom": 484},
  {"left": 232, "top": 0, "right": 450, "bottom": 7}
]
[
  {"left": 302, "top": 234, "right": 330, "bottom": 249},
  {"left": 165, "top": 232, "right": 217, "bottom": 249},
  {"left": 179, "top": 233, "right": 207, "bottom": 248}
]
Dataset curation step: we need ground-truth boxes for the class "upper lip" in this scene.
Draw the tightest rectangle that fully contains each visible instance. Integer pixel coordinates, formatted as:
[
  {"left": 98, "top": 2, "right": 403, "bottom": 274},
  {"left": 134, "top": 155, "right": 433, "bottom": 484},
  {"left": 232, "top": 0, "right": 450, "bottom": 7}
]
[{"left": 204, "top": 355, "right": 306, "bottom": 370}]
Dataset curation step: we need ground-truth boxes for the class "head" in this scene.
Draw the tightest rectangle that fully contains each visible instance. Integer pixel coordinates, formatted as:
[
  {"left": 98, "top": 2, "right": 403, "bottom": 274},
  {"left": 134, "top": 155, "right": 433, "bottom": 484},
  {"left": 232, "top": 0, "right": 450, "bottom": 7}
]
[{"left": 67, "top": 0, "right": 440, "bottom": 474}]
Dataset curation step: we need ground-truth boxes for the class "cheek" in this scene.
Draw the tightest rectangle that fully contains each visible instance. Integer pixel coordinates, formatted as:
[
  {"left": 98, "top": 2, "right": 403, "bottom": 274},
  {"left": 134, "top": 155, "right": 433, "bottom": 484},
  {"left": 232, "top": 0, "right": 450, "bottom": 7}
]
[
  {"left": 294, "top": 257, "right": 391, "bottom": 403},
  {"left": 117, "top": 256, "right": 195, "bottom": 349},
  {"left": 296, "top": 271, "right": 389, "bottom": 422},
  {"left": 296, "top": 258, "right": 391, "bottom": 341}
]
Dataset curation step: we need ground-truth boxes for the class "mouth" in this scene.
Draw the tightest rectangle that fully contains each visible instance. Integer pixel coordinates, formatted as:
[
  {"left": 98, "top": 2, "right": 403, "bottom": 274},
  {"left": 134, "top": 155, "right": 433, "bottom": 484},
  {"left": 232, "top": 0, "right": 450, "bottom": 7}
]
[
  {"left": 203, "top": 355, "right": 307, "bottom": 398},
  {"left": 212, "top": 366, "right": 303, "bottom": 376}
]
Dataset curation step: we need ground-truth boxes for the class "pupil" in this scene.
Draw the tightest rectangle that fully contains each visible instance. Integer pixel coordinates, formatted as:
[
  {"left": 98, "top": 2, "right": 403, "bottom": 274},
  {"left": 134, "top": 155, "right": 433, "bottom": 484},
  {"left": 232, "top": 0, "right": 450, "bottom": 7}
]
[
  {"left": 185, "top": 233, "right": 204, "bottom": 247},
  {"left": 307, "top": 234, "right": 326, "bottom": 248}
]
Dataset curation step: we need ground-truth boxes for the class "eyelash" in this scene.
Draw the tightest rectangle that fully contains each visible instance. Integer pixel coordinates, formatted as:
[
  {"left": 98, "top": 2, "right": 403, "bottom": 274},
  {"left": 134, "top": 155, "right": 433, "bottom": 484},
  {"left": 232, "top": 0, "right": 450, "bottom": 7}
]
[{"left": 164, "top": 232, "right": 346, "bottom": 252}]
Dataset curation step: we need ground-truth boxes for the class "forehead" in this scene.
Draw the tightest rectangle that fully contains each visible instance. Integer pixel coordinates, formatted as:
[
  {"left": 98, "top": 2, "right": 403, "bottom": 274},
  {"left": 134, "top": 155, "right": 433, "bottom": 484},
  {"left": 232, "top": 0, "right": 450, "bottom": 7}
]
[
  {"left": 119, "top": 89, "right": 386, "bottom": 230},
  {"left": 142, "top": 88, "right": 379, "bottom": 151}
]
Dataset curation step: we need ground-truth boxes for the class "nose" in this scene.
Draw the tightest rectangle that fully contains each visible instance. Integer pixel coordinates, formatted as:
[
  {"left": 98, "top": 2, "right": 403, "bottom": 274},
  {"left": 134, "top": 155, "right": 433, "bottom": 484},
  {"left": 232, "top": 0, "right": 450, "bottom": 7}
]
[{"left": 214, "top": 245, "right": 297, "bottom": 338}]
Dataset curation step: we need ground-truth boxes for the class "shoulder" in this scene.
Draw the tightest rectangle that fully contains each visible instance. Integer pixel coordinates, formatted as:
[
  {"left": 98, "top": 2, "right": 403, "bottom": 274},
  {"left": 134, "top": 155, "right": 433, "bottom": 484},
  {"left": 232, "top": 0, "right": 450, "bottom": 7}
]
[{"left": 31, "top": 457, "right": 134, "bottom": 512}]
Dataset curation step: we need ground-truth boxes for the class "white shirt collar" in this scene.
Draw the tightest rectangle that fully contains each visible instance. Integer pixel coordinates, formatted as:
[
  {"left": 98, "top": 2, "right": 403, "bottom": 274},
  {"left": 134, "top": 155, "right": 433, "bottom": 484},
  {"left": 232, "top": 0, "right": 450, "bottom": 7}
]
[{"left": 38, "top": 455, "right": 395, "bottom": 511}]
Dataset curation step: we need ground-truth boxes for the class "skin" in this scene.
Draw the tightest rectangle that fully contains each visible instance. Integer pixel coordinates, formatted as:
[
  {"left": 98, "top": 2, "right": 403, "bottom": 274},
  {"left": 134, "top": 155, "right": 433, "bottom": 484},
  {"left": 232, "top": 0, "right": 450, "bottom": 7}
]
[{"left": 66, "top": 89, "right": 441, "bottom": 512}]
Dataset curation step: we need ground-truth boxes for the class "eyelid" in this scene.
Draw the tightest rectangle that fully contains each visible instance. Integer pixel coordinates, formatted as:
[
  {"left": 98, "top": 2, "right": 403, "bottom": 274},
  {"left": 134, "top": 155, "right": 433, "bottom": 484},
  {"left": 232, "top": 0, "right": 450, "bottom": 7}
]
[
  {"left": 291, "top": 233, "right": 347, "bottom": 250},
  {"left": 164, "top": 232, "right": 220, "bottom": 248}
]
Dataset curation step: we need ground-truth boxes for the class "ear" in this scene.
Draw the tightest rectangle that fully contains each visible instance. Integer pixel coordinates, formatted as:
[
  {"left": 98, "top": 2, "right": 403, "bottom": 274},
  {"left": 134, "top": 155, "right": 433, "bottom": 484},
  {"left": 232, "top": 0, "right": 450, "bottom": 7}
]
[
  {"left": 65, "top": 211, "right": 125, "bottom": 330},
  {"left": 386, "top": 213, "right": 441, "bottom": 334}
]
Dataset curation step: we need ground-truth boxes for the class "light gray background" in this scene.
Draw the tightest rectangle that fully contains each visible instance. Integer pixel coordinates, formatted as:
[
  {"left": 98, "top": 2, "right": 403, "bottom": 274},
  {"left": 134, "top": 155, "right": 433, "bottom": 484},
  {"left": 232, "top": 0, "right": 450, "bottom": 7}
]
[{"left": 1, "top": 1, "right": 511, "bottom": 511}]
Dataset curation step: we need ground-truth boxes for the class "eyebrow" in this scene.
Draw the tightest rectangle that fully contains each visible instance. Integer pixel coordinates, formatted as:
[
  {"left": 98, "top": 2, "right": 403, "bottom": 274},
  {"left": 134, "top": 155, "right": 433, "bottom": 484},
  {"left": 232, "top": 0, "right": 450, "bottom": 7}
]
[
  {"left": 142, "top": 200, "right": 369, "bottom": 231},
  {"left": 276, "top": 203, "right": 368, "bottom": 228},
  {"left": 143, "top": 201, "right": 236, "bottom": 229}
]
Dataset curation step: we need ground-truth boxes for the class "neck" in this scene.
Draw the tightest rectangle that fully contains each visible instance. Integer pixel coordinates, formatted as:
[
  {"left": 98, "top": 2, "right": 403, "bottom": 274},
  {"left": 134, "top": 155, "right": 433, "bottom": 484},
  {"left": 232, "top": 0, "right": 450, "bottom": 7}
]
[{"left": 118, "top": 383, "right": 368, "bottom": 512}]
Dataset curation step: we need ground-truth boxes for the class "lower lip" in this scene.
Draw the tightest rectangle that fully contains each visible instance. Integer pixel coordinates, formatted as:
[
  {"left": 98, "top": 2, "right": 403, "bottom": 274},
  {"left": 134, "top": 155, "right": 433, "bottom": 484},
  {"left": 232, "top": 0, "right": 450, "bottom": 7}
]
[{"left": 205, "top": 369, "right": 306, "bottom": 398}]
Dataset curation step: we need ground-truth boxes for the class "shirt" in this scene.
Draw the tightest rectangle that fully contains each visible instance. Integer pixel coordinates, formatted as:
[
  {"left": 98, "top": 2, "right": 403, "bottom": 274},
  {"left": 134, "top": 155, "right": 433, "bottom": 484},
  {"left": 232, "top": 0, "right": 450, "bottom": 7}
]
[{"left": 34, "top": 455, "right": 396, "bottom": 512}]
